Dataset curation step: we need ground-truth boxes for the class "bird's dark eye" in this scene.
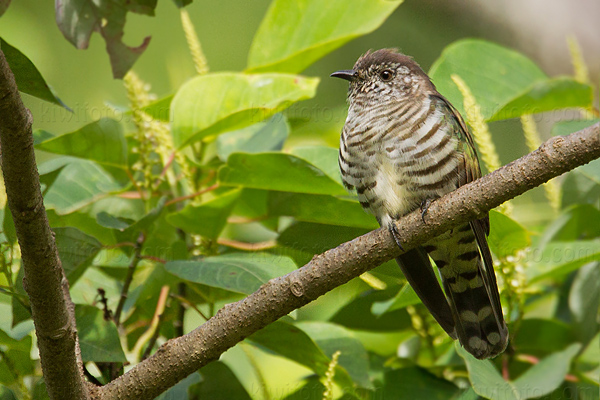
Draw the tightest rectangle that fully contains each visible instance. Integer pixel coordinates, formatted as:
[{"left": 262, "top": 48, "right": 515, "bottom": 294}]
[{"left": 379, "top": 69, "right": 394, "bottom": 81}]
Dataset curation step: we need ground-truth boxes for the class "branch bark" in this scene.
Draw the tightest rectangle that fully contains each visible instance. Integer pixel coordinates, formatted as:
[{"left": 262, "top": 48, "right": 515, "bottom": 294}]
[
  {"left": 0, "top": 52, "right": 90, "bottom": 398},
  {"left": 97, "top": 122, "right": 600, "bottom": 399}
]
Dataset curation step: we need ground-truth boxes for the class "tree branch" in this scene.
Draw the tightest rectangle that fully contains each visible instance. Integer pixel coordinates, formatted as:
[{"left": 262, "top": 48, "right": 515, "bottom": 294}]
[
  {"left": 0, "top": 51, "right": 90, "bottom": 398},
  {"left": 97, "top": 123, "right": 600, "bottom": 399}
]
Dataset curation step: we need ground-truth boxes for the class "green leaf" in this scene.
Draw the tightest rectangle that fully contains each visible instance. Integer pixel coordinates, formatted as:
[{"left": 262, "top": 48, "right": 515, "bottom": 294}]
[
  {"left": 527, "top": 240, "right": 600, "bottom": 282},
  {"left": 96, "top": 212, "right": 132, "bottom": 231},
  {"left": 97, "top": 197, "right": 167, "bottom": 243},
  {"left": 47, "top": 209, "right": 118, "bottom": 245},
  {"left": 371, "top": 283, "right": 420, "bottom": 316},
  {"left": 512, "top": 319, "right": 574, "bottom": 353},
  {"left": 247, "top": 0, "right": 403, "bottom": 73},
  {"left": 331, "top": 288, "right": 412, "bottom": 331},
  {"left": 579, "top": 332, "right": 600, "bottom": 369},
  {"left": 537, "top": 204, "right": 600, "bottom": 250},
  {"left": 268, "top": 192, "right": 377, "bottom": 229},
  {"left": 0, "top": 301, "right": 33, "bottom": 340},
  {"left": 429, "top": 40, "right": 593, "bottom": 121},
  {"left": 453, "top": 388, "right": 481, "bottom": 400},
  {"left": 248, "top": 320, "right": 332, "bottom": 378},
  {"left": 219, "top": 153, "right": 347, "bottom": 195},
  {"left": 295, "top": 321, "right": 371, "bottom": 389},
  {"left": 0, "top": 328, "right": 33, "bottom": 385},
  {"left": 140, "top": 94, "right": 173, "bottom": 121},
  {"left": 0, "top": 331, "right": 33, "bottom": 385},
  {"left": 551, "top": 119, "right": 599, "bottom": 137},
  {"left": 193, "top": 362, "right": 251, "bottom": 400},
  {"left": 40, "top": 165, "right": 66, "bottom": 195},
  {"left": 0, "top": 328, "right": 31, "bottom": 353},
  {"left": 70, "top": 268, "right": 121, "bottom": 308},
  {"left": 165, "top": 253, "right": 297, "bottom": 294},
  {"left": 36, "top": 119, "right": 127, "bottom": 167},
  {"left": 511, "top": 343, "right": 581, "bottom": 398},
  {"left": 278, "top": 222, "right": 370, "bottom": 255},
  {"left": 457, "top": 344, "right": 520, "bottom": 400},
  {"left": 55, "top": 0, "right": 153, "bottom": 78},
  {"left": 10, "top": 267, "right": 30, "bottom": 328},
  {"left": 155, "top": 372, "right": 201, "bottom": 400},
  {"left": 121, "top": 196, "right": 166, "bottom": 237},
  {"left": 457, "top": 343, "right": 581, "bottom": 400},
  {"left": 44, "top": 159, "right": 122, "bottom": 215},
  {"left": 290, "top": 146, "right": 344, "bottom": 187},
  {"left": 54, "top": 227, "right": 102, "bottom": 284},
  {"left": 166, "top": 190, "right": 241, "bottom": 239},
  {"left": 0, "top": 38, "right": 68, "bottom": 108},
  {"left": 75, "top": 305, "right": 126, "bottom": 362},
  {"left": 561, "top": 157, "right": 600, "bottom": 208},
  {"left": 123, "top": 264, "right": 178, "bottom": 317},
  {"left": 487, "top": 210, "right": 531, "bottom": 259},
  {"left": 217, "top": 115, "right": 289, "bottom": 161},
  {"left": 281, "top": 376, "right": 326, "bottom": 400},
  {"left": 489, "top": 78, "right": 593, "bottom": 121},
  {"left": 569, "top": 262, "right": 600, "bottom": 344},
  {"left": 3, "top": 206, "right": 16, "bottom": 244},
  {"left": 171, "top": 73, "right": 318, "bottom": 147},
  {"left": 383, "top": 367, "right": 459, "bottom": 399}
]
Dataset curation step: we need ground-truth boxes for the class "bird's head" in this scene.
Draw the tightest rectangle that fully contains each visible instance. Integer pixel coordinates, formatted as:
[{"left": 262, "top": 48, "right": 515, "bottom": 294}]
[{"left": 331, "top": 48, "right": 435, "bottom": 105}]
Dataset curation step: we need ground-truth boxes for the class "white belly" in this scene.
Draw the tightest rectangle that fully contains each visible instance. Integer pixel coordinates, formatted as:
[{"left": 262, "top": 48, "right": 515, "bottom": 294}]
[{"left": 371, "top": 155, "right": 413, "bottom": 227}]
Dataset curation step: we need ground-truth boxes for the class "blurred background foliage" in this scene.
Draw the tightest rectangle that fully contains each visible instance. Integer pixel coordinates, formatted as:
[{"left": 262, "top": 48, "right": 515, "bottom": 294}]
[{"left": 0, "top": 0, "right": 599, "bottom": 399}]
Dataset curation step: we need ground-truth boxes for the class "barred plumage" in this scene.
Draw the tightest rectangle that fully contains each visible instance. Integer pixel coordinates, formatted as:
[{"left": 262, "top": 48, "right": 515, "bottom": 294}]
[{"left": 332, "top": 49, "right": 508, "bottom": 359}]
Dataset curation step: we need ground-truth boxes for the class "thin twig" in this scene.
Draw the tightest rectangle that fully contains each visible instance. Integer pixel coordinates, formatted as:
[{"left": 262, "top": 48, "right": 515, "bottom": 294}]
[
  {"left": 217, "top": 238, "right": 277, "bottom": 251},
  {"left": 133, "top": 285, "right": 170, "bottom": 360},
  {"left": 159, "top": 152, "right": 177, "bottom": 179},
  {"left": 97, "top": 288, "right": 113, "bottom": 321},
  {"left": 174, "top": 283, "right": 186, "bottom": 337},
  {"left": 141, "top": 311, "right": 168, "bottom": 361},
  {"left": 502, "top": 357, "right": 510, "bottom": 381},
  {"left": 227, "top": 215, "right": 269, "bottom": 224},
  {"left": 165, "top": 183, "right": 219, "bottom": 206},
  {"left": 170, "top": 293, "right": 209, "bottom": 321},
  {"left": 126, "top": 169, "right": 146, "bottom": 202},
  {"left": 114, "top": 233, "right": 145, "bottom": 327},
  {"left": 140, "top": 255, "right": 166, "bottom": 264}
]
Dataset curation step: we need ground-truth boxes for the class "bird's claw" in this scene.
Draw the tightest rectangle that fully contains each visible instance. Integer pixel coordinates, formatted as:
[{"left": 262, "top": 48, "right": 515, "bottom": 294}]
[
  {"left": 420, "top": 198, "right": 436, "bottom": 223},
  {"left": 388, "top": 222, "right": 404, "bottom": 251}
]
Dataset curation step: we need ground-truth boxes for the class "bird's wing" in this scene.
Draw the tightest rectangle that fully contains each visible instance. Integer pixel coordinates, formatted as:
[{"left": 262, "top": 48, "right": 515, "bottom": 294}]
[{"left": 433, "top": 93, "right": 505, "bottom": 330}]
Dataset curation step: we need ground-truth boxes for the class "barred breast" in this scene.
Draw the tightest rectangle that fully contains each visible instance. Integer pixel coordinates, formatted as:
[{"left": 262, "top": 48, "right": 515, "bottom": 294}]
[{"left": 339, "top": 95, "right": 460, "bottom": 227}]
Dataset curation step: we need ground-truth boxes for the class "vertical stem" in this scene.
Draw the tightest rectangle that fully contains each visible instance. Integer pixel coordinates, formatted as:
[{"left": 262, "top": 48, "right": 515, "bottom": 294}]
[
  {"left": 174, "top": 282, "right": 186, "bottom": 337},
  {"left": 114, "top": 233, "right": 145, "bottom": 327}
]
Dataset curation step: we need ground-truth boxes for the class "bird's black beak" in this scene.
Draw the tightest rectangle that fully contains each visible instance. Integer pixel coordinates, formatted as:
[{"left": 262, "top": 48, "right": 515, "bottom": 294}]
[{"left": 330, "top": 69, "right": 357, "bottom": 81}]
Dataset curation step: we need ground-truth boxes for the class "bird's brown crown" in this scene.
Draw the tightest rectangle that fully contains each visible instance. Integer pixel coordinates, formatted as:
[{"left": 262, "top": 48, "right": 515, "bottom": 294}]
[{"left": 354, "top": 48, "right": 424, "bottom": 76}]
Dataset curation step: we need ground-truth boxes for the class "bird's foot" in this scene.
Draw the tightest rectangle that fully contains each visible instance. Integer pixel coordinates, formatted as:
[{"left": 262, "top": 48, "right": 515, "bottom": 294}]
[
  {"left": 388, "top": 222, "right": 404, "bottom": 251},
  {"left": 419, "top": 197, "right": 438, "bottom": 223}
]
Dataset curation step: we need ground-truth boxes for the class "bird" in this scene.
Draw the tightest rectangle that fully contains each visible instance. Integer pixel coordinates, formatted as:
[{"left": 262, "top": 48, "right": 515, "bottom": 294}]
[{"left": 331, "top": 48, "right": 508, "bottom": 359}]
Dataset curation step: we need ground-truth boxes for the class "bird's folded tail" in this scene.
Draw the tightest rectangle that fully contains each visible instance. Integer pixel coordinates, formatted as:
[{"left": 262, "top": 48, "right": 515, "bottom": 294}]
[{"left": 428, "top": 222, "right": 508, "bottom": 359}]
